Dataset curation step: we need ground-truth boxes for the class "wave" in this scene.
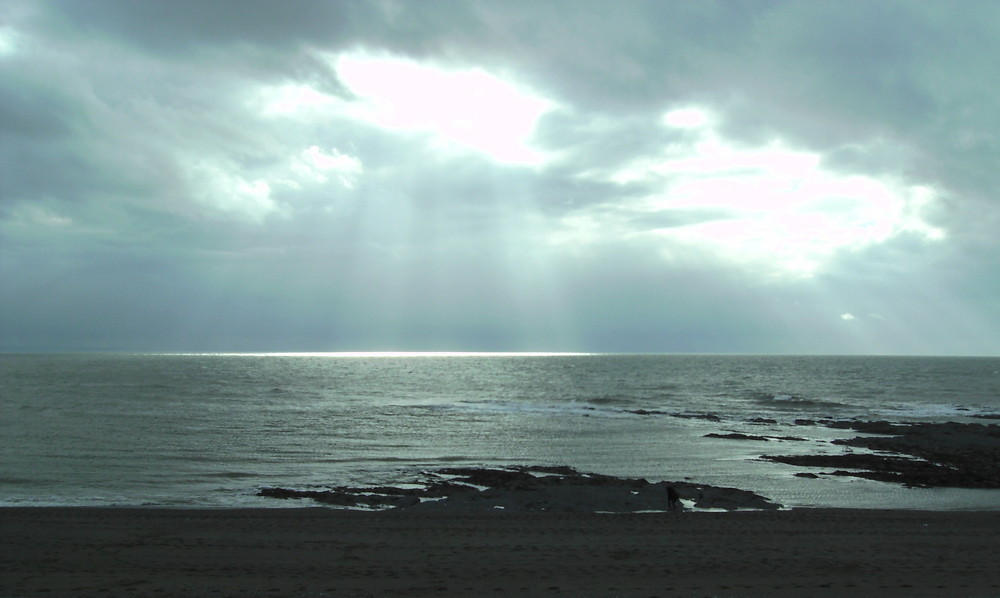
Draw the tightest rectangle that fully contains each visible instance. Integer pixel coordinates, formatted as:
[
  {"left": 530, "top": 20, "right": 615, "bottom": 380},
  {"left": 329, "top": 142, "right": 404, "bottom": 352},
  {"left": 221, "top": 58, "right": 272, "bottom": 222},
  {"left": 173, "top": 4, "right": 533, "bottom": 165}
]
[
  {"left": 316, "top": 455, "right": 506, "bottom": 464},
  {"left": 399, "top": 399, "right": 732, "bottom": 425},
  {"left": 584, "top": 395, "right": 639, "bottom": 407},
  {"left": 874, "top": 403, "right": 1000, "bottom": 421},
  {"left": 201, "top": 471, "right": 261, "bottom": 480},
  {"left": 451, "top": 399, "right": 634, "bottom": 418},
  {"left": 748, "top": 391, "right": 859, "bottom": 412}
]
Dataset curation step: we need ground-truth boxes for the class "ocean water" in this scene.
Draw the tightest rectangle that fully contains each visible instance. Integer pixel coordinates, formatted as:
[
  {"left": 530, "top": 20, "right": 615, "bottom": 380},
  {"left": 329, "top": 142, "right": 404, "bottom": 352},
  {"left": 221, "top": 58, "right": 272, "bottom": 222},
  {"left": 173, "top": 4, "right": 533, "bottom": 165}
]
[{"left": 2, "top": 353, "right": 999, "bottom": 510}]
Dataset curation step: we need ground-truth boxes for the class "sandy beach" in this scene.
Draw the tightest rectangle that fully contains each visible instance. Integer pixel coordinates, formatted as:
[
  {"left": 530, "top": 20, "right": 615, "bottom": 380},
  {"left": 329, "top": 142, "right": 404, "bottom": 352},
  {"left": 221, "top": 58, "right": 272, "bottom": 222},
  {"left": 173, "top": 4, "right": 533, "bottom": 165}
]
[{"left": 3, "top": 508, "right": 999, "bottom": 597}]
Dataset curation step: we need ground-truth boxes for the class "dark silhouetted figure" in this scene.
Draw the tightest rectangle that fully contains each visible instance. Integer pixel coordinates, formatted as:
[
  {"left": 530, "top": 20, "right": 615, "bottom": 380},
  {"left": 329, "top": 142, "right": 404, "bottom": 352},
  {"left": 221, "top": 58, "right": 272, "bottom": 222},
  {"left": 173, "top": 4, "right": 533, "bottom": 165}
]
[{"left": 666, "top": 486, "right": 681, "bottom": 511}]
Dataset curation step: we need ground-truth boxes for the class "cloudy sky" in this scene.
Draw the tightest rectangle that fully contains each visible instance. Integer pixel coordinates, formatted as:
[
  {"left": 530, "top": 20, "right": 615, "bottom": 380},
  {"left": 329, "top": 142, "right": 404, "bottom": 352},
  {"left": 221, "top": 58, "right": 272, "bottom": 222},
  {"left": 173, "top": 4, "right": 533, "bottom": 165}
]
[{"left": 2, "top": 0, "right": 999, "bottom": 354}]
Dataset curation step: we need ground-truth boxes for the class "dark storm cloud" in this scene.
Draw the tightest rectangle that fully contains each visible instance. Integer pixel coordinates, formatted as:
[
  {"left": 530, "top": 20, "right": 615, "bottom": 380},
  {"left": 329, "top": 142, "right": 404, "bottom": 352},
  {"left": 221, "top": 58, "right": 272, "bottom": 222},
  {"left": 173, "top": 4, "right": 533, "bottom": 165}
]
[
  {"left": 46, "top": 0, "right": 367, "bottom": 51},
  {"left": 2, "top": 1, "right": 999, "bottom": 354}
]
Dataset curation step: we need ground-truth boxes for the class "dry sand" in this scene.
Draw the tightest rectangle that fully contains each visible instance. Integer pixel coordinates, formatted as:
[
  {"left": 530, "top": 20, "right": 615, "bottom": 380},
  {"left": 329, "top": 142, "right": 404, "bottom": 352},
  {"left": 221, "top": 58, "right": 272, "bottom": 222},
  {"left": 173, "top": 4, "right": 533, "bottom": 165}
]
[{"left": 2, "top": 507, "right": 999, "bottom": 597}]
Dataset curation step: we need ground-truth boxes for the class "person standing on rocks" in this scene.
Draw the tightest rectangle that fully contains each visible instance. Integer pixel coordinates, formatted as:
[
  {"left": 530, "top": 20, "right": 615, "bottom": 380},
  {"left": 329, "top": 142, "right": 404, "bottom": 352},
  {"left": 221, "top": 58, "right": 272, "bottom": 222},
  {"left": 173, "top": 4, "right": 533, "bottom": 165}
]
[{"left": 666, "top": 486, "right": 681, "bottom": 511}]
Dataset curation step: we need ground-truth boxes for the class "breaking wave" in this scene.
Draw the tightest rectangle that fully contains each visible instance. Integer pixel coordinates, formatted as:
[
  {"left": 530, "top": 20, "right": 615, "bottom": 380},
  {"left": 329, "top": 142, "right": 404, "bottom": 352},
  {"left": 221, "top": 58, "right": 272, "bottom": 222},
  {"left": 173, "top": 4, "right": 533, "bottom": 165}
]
[{"left": 748, "top": 391, "right": 860, "bottom": 413}]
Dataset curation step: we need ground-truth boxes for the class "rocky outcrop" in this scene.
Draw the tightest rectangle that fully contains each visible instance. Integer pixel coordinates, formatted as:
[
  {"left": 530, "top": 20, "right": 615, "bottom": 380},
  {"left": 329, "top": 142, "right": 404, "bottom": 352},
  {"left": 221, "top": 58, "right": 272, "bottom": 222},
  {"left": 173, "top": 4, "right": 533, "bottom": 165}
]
[
  {"left": 763, "top": 421, "right": 1000, "bottom": 488},
  {"left": 259, "top": 465, "right": 782, "bottom": 512}
]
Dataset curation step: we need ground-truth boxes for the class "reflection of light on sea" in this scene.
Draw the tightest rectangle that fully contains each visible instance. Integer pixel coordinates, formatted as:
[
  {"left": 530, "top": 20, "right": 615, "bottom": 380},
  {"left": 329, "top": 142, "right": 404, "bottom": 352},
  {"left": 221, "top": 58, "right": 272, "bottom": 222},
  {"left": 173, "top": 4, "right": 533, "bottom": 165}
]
[{"left": 232, "top": 352, "right": 594, "bottom": 358}]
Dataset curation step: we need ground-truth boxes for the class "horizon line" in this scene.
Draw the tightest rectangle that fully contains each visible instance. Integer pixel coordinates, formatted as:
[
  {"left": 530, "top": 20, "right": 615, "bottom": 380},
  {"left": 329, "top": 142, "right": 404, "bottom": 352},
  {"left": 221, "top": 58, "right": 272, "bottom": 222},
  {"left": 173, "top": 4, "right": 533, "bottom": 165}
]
[{"left": 2, "top": 350, "right": 998, "bottom": 358}]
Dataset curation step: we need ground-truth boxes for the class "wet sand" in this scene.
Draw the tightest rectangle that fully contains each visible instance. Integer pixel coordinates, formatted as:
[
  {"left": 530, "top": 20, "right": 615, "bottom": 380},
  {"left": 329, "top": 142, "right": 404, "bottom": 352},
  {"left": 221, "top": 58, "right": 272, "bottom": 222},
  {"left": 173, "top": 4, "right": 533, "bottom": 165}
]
[{"left": 3, "top": 507, "right": 1000, "bottom": 597}]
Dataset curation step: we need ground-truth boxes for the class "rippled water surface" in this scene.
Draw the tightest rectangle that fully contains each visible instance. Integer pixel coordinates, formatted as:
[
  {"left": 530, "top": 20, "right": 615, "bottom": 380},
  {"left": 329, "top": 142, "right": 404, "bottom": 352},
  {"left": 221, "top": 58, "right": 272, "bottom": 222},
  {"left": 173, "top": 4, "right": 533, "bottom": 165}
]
[{"left": 2, "top": 353, "right": 998, "bottom": 509}]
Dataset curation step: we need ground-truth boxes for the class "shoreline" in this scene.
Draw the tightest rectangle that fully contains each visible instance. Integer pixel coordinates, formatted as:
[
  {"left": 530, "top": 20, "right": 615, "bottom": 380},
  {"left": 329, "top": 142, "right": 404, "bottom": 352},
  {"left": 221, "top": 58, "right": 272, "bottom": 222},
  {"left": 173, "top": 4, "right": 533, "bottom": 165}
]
[{"left": 4, "top": 507, "right": 1000, "bottom": 597}]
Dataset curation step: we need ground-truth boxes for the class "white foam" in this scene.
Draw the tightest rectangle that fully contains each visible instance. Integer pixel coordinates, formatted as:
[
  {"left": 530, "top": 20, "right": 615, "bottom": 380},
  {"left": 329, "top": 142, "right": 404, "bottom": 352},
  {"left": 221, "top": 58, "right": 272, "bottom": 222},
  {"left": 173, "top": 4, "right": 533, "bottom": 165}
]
[{"left": 435, "top": 399, "right": 635, "bottom": 419}]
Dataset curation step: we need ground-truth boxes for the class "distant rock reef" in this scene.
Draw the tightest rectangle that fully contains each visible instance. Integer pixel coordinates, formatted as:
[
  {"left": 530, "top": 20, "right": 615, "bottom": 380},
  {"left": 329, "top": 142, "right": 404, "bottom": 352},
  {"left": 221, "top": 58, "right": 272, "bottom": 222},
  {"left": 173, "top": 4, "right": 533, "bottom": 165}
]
[
  {"left": 760, "top": 420, "right": 1000, "bottom": 488},
  {"left": 259, "top": 465, "right": 782, "bottom": 512}
]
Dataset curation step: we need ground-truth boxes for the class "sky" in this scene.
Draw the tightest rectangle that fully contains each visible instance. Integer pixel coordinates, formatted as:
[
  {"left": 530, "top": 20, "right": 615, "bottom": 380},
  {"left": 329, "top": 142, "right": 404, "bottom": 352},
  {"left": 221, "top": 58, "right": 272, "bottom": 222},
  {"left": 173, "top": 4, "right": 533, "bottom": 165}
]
[{"left": 2, "top": 0, "right": 1000, "bottom": 355}]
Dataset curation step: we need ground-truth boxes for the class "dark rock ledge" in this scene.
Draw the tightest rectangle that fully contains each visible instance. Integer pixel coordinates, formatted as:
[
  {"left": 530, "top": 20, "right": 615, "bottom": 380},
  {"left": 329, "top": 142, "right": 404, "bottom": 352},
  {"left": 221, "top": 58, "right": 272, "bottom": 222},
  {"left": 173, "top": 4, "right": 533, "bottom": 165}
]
[
  {"left": 762, "top": 421, "right": 1000, "bottom": 488},
  {"left": 259, "top": 465, "right": 782, "bottom": 512}
]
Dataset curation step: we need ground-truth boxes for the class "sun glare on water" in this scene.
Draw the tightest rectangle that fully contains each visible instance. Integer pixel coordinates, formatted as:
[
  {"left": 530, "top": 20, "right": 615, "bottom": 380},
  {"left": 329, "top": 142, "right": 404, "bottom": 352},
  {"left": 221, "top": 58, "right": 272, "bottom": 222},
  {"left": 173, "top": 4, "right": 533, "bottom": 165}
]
[{"left": 188, "top": 352, "right": 592, "bottom": 358}]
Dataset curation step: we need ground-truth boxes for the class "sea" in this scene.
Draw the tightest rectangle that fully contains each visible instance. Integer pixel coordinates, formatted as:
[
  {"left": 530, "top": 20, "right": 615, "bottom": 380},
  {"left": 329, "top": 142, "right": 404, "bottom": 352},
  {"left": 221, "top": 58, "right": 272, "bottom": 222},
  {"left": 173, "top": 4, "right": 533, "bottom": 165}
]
[{"left": 2, "top": 353, "right": 999, "bottom": 511}]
